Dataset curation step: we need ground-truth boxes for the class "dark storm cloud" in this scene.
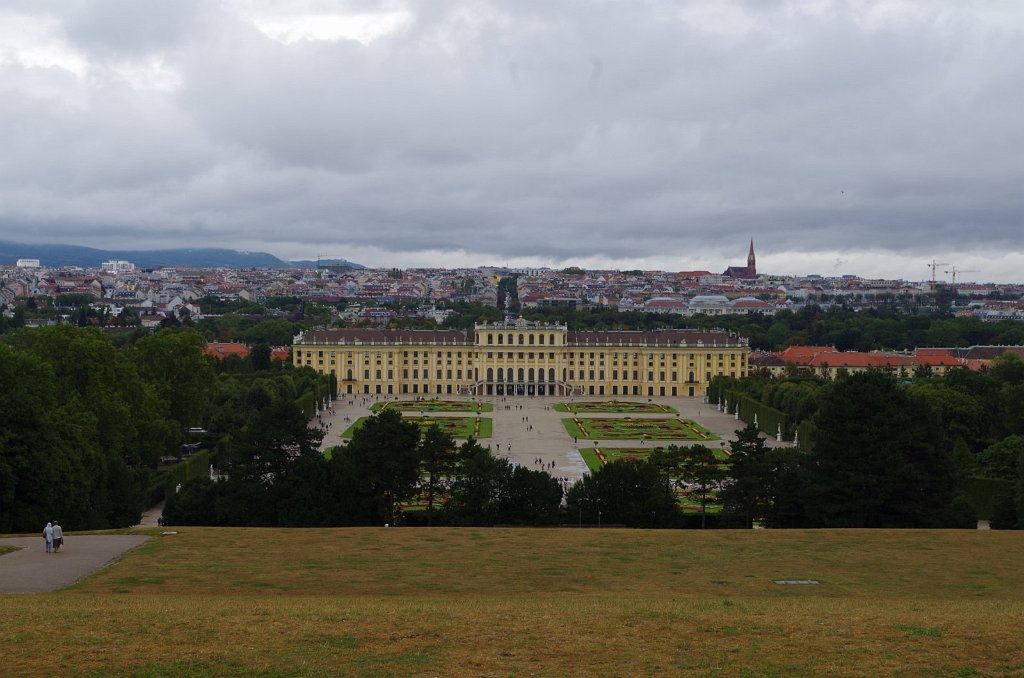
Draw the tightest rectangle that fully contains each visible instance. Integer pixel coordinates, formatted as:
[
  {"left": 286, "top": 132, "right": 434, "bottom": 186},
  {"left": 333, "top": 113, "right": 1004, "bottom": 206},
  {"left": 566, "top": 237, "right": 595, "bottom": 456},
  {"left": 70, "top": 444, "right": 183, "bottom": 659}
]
[{"left": 1, "top": 1, "right": 1023, "bottom": 278}]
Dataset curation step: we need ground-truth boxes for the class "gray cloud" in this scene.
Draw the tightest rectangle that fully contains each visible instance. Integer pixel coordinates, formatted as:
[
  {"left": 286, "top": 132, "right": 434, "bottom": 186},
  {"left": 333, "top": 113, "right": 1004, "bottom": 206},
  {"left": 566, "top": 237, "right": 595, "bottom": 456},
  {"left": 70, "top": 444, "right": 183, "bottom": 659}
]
[{"left": 1, "top": 1, "right": 1023, "bottom": 279}]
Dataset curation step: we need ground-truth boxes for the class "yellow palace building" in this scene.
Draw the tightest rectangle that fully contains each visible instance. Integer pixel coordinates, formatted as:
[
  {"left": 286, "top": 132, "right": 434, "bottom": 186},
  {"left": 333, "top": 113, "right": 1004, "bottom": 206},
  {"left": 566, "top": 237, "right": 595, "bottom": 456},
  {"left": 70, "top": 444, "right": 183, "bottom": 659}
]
[{"left": 293, "top": 320, "right": 749, "bottom": 399}]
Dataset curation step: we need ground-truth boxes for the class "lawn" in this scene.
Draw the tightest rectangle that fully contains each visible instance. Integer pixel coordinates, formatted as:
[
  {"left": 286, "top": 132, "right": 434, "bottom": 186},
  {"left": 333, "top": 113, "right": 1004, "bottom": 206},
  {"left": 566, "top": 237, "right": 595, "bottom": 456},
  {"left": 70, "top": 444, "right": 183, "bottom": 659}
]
[
  {"left": 371, "top": 399, "right": 493, "bottom": 413},
  {"left": 563, "top": 417, "right": 718, "bottom": 441},
  {"left": 578, "top": 446, "right": 730, "bottom": 472},
  {"left": 555, "top": 400, "right": 678, "bottom": 414},
  {"left": 342, "top": 415, "right": 492, "bottom": 439},
  {"left": 2, "top": 528, "right": 1023, "bottom": 676}
]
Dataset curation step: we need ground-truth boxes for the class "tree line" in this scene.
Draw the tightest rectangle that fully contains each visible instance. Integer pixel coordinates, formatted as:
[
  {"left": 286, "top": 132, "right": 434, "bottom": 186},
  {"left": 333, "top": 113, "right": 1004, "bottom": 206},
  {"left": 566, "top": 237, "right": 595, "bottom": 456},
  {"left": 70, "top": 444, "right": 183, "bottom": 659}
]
[
  {"left": 164, "top": 409, "right": 565, "bottom": 528},
  {"left": 166, "top": 364, "right": 1024, "bottom": 530},
  {"left": 0, "top": 325, "right": 331, "bottom": 533},
  {"left": 437, "top": 302, "right": 1024, "bottom": 352}
]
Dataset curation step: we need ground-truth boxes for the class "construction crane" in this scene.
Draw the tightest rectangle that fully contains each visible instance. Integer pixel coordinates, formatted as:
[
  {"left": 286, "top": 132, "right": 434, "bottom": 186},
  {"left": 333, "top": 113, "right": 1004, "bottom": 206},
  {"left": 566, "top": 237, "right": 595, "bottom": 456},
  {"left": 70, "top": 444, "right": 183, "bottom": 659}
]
[
  {"left": 927, "top": 260, "right": 950, "bottom": 284},
  {"left": 944, "top": 267, "right": 979, "bottom": 285}
]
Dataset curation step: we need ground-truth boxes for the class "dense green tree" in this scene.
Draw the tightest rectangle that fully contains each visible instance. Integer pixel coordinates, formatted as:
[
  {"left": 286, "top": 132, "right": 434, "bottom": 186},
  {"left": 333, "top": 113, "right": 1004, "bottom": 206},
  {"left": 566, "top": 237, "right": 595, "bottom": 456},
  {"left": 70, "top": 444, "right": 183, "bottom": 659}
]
[
  {"left": 648, "top": 446, "right": 684, "bottom": 493},
  {"left": 327, "top": 409, "right": 421, "bottom": 525},
  {"left": 239, "top": 319, "right": 300, "bottom": 346},
  {"left": 217, "top": 398, "right": 324, "bottom": 526},
  {"left": 976, "top": 436, "right": 1024, "bottom": 481},
  {"left": 907, "top": 381, "right": 985, "bottom": 453},
  {"left": 498, "top": 466, "right": 563, "bottom": 525},
  {"left": 133, "top": 329, "right": 215, "bottom": 432},
  {"left": 1016, "top": 453, "right": 1024, "bottom": 529},
  {"left": 719, "top": 423, "right": 777, "bottom": 527},
  {"left": 678, "top": 444, "right": 725, "bottom": 528},
  {"left": 444, "top": 439, "right": 502, "bottom": 525},
  {"left": 5, "top": 325, "right": 174, "bottom": 466},
  {"left": 418, "top": 424, "right": 459, "bottom": 526},
  {"left": 566, "top": 459, "right": 681, "bottom": 528},
  {"left": 162, "top": 476, "right": 223, "bottom": 526},
  {"left": 444, "top": 440, "right": 562, "bottom": 526},
  {"left": 803, "top": 371, "right": 957, "bottom": 527},
  {"left": 249, "top": 343, "right": 273, "bottom": 371},
  {"left": 0, "top": 344, "right": 130, "bottom": 531}
]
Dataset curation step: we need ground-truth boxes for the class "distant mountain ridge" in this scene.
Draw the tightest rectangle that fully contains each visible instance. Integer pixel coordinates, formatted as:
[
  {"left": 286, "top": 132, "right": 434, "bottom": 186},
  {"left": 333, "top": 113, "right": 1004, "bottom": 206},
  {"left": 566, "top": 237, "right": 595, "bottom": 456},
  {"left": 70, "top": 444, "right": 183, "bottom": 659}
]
[
  {"left": 288, "top": 258, "right": 365, "bottom": 269},
  {"left": 0, "top": 240, "right": 362, "bottom": 269}
]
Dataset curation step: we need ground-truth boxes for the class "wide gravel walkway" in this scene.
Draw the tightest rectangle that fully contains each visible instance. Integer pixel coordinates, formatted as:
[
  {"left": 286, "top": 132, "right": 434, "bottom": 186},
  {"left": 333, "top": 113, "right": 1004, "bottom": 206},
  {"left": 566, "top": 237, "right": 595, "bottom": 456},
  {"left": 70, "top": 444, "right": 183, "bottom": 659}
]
[
  {"left": 0, "top": 534, "right": 149, "bottom": 593},
  {"left": 316, "top": 393, "right": 793, "bottom": 484}
]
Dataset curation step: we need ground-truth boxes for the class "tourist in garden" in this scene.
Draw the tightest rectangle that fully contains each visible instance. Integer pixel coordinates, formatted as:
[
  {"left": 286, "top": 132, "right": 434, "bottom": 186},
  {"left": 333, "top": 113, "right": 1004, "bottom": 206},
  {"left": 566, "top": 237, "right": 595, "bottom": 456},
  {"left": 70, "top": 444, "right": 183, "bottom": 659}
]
[
  {"left": 52, "top": 521, "right": 64, "bottom": 552},
  {"left": 43, "top": 522, "right": 53, "bottom": 553}
]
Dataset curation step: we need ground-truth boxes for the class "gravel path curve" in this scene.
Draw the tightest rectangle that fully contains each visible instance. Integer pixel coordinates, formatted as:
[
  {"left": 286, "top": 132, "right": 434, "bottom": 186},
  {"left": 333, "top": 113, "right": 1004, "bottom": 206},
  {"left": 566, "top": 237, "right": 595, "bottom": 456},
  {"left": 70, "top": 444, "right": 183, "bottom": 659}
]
[{"left": 0, "top": 534, "right": 149, "bottom": 593}]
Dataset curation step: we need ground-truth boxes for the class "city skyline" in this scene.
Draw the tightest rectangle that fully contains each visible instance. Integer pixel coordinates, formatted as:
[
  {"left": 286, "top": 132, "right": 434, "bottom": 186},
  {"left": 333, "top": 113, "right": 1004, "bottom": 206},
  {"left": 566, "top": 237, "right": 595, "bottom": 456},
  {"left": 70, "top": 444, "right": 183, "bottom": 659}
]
[{"left": 2, "top": 2, "right": 1023, "bottom": 281}]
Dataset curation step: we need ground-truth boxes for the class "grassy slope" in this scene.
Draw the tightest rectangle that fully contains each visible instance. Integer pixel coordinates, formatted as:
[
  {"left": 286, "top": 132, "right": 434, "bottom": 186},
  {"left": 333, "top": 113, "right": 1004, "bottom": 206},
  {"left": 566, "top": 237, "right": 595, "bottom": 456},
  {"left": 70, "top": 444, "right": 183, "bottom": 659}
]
[{"left": 2, "top": 528, "right": 1024, "bottom": 676}]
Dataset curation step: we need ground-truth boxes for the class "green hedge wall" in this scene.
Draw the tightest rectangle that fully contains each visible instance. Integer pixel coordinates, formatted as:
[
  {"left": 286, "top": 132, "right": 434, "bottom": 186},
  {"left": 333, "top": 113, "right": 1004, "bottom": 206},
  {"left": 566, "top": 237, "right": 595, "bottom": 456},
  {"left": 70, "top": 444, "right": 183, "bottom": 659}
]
[
  {"left": 163, "top": 449, "right": 212, "bottom": 499},
  {"left": 962, "top": 476, "right": 1015, "bottom": 521}
]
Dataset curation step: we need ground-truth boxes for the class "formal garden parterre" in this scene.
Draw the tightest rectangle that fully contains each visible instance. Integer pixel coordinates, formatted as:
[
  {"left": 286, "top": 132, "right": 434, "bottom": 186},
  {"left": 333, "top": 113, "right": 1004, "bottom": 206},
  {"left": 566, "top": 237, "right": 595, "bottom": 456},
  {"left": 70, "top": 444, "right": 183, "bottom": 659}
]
[
  {"left": 342, "top": 415, "right": 492, "bottom": 439},
  {"left": 562, "top": 417, "right": 718, "bottom": 441},
  {"left": 554, "top": 400, "right": 678, "bottom": 414},
  {"left": 578, "top": 446, "right": 730, "bottom": 472},
  {"left": 370, "top": 399, "right": 493, "bottom": 413}
]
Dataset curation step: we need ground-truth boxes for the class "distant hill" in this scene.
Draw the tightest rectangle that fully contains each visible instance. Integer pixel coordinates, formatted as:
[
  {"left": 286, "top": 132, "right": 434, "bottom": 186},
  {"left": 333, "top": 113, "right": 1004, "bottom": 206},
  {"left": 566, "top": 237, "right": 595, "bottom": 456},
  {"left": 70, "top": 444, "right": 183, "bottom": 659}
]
[
  {"left": 288, "top": 258, "right": 364, "bottom": 270},
  {"left": 0, "top": 240, "right": 361, "bottom": 269}
]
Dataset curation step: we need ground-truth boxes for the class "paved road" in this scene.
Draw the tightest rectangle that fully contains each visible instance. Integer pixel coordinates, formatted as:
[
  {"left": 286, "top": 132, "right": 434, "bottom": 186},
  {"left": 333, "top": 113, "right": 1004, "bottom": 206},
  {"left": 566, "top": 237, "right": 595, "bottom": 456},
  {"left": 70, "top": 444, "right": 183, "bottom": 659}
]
[
  {"left": 0, "top": 534, "right": 149, "bottom": 593},
  {"left": 136, "top": 500, "right": 165, "bottom": 527}
]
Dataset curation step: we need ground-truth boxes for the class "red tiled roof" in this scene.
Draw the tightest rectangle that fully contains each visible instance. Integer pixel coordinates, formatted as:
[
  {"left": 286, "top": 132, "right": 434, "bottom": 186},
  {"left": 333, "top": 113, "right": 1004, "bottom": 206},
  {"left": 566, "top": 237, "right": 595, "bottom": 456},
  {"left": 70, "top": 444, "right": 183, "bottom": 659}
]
[
  {"left": 205, "top": 343, "right": 250, "bottom": 359},
  {"left": 913, "top": 354, "right": 964, "bottom": 367},
  {"left": 779, "top": 346, "right": 837, "bottom": 364},
  {"left": 806, "top": 353, "right": 911, "bottom": 368}
]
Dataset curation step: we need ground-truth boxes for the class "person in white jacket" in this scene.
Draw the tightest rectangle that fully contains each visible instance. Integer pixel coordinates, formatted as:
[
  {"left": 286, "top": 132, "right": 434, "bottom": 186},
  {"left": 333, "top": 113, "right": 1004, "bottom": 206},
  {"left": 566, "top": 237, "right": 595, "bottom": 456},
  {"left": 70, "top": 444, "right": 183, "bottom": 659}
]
[
  {"left": 52, "top": 521, "right": 64, "bottom": 552},
  {"left": 43, "top": 522, "right": 53, "bottom": 553}
]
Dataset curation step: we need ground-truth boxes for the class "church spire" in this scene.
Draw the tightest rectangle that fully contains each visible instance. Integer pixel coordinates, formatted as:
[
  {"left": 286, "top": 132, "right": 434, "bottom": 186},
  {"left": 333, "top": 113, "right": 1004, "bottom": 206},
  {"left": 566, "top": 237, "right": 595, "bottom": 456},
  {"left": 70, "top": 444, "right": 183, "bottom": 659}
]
[{"left": 747, "top": 239, "right": 756, "bottom": 274}]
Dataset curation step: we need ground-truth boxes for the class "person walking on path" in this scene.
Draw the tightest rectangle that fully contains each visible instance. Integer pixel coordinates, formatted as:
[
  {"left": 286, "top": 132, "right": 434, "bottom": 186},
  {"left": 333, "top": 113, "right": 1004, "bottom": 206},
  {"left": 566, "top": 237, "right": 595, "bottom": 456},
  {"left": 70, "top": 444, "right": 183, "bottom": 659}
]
[
  {"left": 43, "top": 522, "right": 53, "bottom": 553},
  {"left": 52, "top": 521, "right": 64, "bottom": 552}
]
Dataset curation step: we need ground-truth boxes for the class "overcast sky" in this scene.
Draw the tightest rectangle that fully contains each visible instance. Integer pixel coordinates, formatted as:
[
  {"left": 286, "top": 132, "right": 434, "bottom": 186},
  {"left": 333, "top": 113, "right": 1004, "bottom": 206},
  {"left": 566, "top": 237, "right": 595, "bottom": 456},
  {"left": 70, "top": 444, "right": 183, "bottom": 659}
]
[{"left": 2, "top": 1, "right": 1023, "bottom": 281}]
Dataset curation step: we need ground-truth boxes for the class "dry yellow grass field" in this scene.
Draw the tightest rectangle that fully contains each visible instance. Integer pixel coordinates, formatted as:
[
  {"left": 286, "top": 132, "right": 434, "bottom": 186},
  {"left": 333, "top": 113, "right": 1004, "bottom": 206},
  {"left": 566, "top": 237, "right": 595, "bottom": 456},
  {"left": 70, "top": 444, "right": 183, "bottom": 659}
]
[{"left": 3, "top": 528, "right": 1024, "bottom": 676}]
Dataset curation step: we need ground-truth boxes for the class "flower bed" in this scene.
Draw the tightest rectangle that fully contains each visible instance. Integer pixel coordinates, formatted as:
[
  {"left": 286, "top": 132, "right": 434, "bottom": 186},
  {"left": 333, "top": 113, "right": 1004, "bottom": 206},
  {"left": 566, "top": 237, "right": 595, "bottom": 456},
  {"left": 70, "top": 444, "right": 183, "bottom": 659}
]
[
  {"left": 371, "top": 400, "right": 492, "bottom": 413},
  {"left": 342, "top": 416, "right": 492, "bottom": 439},
  {"left": 578, "top": 447, "right": 730, "bottom": 472},
  {"left": 561, "top": 417, "right": 718, "bottom": 441},
  {"left": 554, "top": 401, "right": 678, "bottom": 414}
]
